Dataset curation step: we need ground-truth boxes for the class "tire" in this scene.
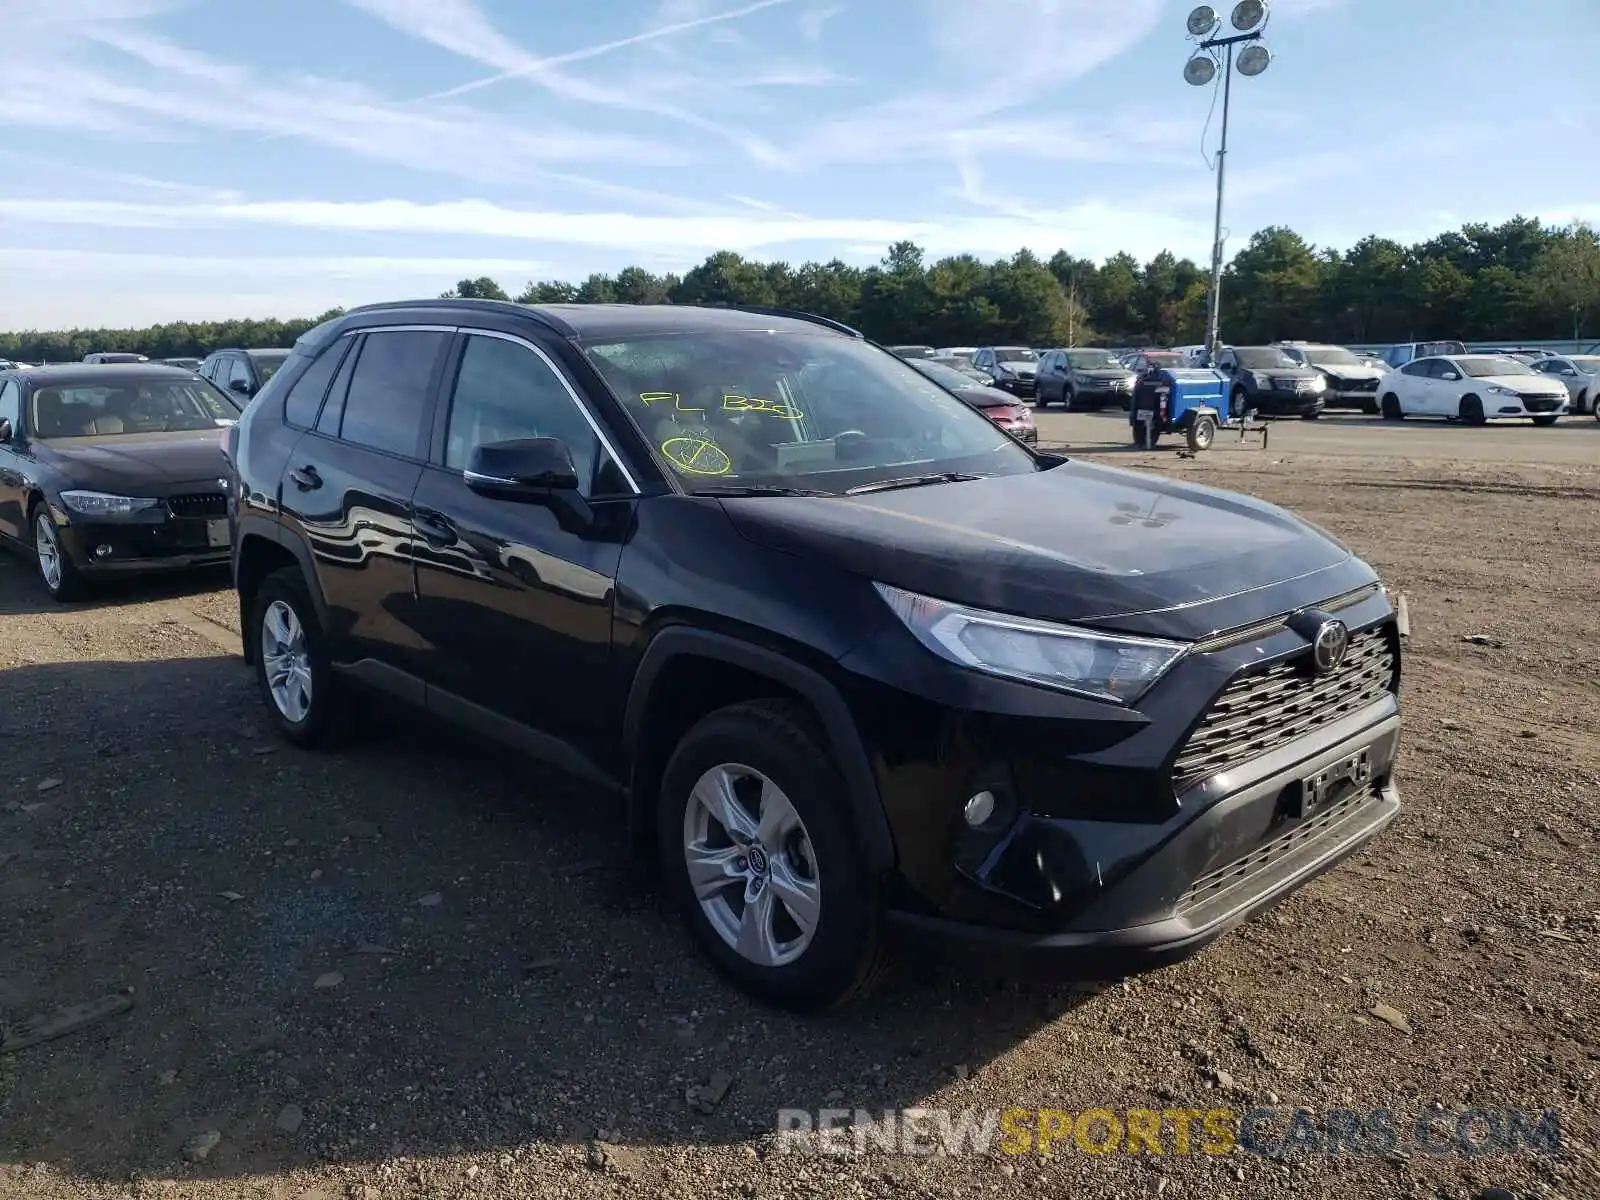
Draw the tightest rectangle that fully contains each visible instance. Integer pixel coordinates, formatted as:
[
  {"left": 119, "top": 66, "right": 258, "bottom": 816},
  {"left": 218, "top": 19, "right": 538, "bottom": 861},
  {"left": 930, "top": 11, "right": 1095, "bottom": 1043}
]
[
  {"left": 1380, "top": 393, "right": 1404, "bottom": 421},
  {"left": 1530, "top": 415, "right": 1559, "bottom": 427},
  {"left": 249, "top": 566, "right": 354, "bottom": 748},
  {"left": 1062, "top": 384, "right": 1077, "bottom": 411},
  {"left": 657, "top": 698, "right": 888, "bottom": 1013},
  {"left": 1186, "top": 413, "right": 1217, "bottom": 452},
  {"left": 28, "top": 501, "right": 84, "bottom": 602},
  {"left": 1362, "top": 398, "right": 1380, "bottom": 415},
  {"left": 1459, "top": 395, "right": 1486, "bottom": 426},
  {"left": 1230, "top": 387, "right": 1251, "bottom": 419}
]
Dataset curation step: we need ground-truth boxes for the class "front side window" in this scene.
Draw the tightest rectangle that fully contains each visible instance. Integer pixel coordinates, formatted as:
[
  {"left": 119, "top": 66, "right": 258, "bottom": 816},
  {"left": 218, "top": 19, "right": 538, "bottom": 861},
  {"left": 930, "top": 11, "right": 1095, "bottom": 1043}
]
[
  {"left": 0, "top": 379, "right": 19, "bottom": 429},
  {"left": 335, "top": 330, "right": 448, "bottom": 456},
  {"left": 227, "top": 357, "right": 253, "bottom": 389},
  {"left": 444, "top": 334, "right": 610, "bottom": 492},
  {"left": 582, "top": 332, "right": 1034, "bottom": 494},
  {"left": 29, "top": 379, "right": 240, "bottom": 438}
]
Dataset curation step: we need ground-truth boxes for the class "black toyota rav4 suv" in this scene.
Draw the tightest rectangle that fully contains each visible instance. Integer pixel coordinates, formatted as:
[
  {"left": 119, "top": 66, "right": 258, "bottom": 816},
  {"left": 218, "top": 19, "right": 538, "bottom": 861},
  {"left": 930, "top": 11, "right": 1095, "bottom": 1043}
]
[{"left": 226, "top": 300, "right": 1402, "bottom": 1012}]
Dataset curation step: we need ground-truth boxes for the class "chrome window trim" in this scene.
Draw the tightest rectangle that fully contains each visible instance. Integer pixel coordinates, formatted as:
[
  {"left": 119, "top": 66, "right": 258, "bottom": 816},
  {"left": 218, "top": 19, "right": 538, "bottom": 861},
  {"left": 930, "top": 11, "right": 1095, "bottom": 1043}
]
[{"left": 453, "top": 326, "right": 641, "bottom": 495}]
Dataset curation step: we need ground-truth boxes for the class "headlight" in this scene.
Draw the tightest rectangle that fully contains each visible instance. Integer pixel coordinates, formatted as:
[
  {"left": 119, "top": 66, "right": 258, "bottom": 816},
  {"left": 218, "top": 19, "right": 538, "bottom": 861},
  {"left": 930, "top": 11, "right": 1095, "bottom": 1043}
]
[
  {"left": 58, "top": 490, "right": 163, "bottom": 518},
  {"left": 1308, "top": 375, "right": 1326, "bottom": 390},
  {"left": 1487, "top": 385, "right": 1518, "bottom": 396},
  {"left": 874, "top": 582, "right": 1187, "bottom": 704}
]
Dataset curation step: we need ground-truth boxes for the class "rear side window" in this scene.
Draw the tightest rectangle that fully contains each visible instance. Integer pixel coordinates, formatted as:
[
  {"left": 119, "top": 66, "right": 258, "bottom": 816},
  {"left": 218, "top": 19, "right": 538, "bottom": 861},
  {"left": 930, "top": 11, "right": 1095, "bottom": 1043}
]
[
  {"left": 335, "top": 330, "right": 448, "bottom": 457},
  {"left": 283, "top": 341, "right": 349, "bottom": 429}
]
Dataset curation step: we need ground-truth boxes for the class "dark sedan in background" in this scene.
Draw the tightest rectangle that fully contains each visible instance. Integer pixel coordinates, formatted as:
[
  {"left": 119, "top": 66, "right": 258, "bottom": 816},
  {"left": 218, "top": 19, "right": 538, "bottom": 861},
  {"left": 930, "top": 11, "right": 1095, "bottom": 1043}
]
[
  {"left": 0, "top": 365, "right": 241, "bottom": 600},
  {"left": 906, "top": 357, "right": 1038, "bottom": 443}
]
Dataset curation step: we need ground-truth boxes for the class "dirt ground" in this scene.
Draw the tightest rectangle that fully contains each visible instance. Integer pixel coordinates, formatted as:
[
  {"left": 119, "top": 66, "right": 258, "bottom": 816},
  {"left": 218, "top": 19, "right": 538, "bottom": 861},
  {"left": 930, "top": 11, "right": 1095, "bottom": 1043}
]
[{"left": 1, "top": 419, "right": 1597, "bottom": 1200}]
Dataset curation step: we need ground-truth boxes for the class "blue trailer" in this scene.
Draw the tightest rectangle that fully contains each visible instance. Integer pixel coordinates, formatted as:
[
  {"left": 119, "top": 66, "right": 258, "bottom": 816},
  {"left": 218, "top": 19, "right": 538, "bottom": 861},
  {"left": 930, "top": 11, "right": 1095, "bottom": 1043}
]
[{"left": 1129, "top": 367, "right": 1269, "bottom": 452}]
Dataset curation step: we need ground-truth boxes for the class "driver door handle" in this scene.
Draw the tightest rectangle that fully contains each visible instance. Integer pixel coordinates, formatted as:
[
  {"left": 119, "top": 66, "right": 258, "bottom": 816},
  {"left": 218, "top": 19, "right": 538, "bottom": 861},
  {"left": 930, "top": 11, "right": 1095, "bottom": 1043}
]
[
  {"left": 413, "top": 509, "right": 456, "bottom": 547},
  {"left": 287, "top": 466, "right": 322, "bottom": 491}
]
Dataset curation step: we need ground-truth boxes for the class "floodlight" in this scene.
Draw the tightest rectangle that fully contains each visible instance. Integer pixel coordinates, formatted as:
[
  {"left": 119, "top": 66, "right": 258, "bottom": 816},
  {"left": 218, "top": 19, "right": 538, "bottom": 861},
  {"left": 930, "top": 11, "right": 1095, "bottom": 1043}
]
[
  {"left": 1183, "top": 53, "right": 1217, "bottom": 86},
  {"left": 1231, "top": 0, "right": 1267, "bottom": 30},
  {"left": 1236, "top": 43, "right": 1273, "bottom": 76},
  {"left": 1186, "top": 5, "right": 1219, "bottom": 36}
]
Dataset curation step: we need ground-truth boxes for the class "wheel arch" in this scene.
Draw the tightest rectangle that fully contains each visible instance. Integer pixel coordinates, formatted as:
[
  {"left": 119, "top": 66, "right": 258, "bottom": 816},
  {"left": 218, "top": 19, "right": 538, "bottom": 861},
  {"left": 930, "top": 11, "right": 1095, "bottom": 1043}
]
[
  {"left": 234, "top": 519, "right": 327, "bottom": 665},
  {"left": 623, "top": 628, "right": 896, "bottom": 872}
]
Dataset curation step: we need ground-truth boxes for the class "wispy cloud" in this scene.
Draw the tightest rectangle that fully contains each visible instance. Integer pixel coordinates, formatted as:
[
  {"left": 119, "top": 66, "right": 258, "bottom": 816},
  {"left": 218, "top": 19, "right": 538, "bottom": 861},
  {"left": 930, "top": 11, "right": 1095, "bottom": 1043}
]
[
  {"left": 797, "top": 4, "right": 843, "bottom": 42},
  {"left": 0, "top": 194, "right": 1210, "bottom": 263}
]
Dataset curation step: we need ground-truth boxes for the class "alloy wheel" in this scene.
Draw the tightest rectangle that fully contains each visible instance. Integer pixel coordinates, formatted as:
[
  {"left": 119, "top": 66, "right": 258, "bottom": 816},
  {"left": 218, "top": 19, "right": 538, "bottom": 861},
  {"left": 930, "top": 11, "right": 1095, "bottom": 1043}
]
[
  {"left": 682, "top": 763, "right": 821, "bottom": 969},
  {"left": 261, "top": 599, "right": 314, "bottom": 723},
  {"left": 35, "top": 514, "right": 62, "bottom": 592}
]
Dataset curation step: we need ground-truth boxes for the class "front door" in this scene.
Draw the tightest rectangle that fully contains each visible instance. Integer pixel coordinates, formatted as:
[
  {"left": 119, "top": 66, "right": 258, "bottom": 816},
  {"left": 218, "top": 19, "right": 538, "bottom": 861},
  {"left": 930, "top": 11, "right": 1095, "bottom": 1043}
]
[
  {"left": 411, "top": 330, "right": 636, "bottom": 764},
  {"left": 275, "top": 327, "right": 451, "bottom": 671},
  {"left": 0, "top": 379, "right": 25, "bottom": 541}
]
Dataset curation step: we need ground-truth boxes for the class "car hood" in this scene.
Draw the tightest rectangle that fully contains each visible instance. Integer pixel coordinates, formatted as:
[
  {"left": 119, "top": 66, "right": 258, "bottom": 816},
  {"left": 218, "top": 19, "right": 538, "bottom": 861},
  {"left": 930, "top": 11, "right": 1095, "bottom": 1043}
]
[
  {"left": 952, "top": 384, "right": 1022, "bottom": 407},
  {"left": 37, "top": 430, "right": 231, "bottom": 490},
  {"left": 722, "top": 461, "right": 1374, "bottom": 641},
  {"left": 1074, "top": 368, "right": 1134, "bottom": 378},
  {"left": 1315, "top": 364, "right": 1385, "bottom": 380},
  {"left": 1478, "top": 374, "right": 1564, "bottom": 392}
]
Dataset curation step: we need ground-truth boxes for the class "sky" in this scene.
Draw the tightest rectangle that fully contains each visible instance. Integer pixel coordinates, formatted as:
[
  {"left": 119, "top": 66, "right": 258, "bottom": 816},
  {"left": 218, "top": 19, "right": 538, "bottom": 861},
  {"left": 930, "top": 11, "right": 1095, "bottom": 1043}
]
[{"left": 2, "top": 0, "right": 1598, "bottom": 328}]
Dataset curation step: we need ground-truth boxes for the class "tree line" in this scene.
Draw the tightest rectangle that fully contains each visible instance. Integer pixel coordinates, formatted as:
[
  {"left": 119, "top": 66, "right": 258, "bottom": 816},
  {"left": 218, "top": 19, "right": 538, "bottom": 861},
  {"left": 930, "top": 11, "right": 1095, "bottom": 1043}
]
[{"left": 4, "top": 217, "right": 1597, "bottom": 363}]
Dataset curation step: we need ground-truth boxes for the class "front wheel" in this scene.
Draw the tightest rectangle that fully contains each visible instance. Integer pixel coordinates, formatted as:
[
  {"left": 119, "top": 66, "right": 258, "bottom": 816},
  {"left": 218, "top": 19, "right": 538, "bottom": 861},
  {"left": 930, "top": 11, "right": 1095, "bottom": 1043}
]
[
  {"left": 1460, "top": 395, "right": 1486, "bottom": 426},
  {"left": 1186, "top": 413, "right": 1217, "bottom": 452},
  {"left": 1380, "top": 393, "right": 1404, "bottom": 421},
  {"left": 1531, "top": 415, "right": 1559, "bottom": 427},
  {"left": 29, "top": 503, "right": 83, "bottom": 602},
  {"left": 658, "top": 699, "right": 888, "bottom": 1013}
]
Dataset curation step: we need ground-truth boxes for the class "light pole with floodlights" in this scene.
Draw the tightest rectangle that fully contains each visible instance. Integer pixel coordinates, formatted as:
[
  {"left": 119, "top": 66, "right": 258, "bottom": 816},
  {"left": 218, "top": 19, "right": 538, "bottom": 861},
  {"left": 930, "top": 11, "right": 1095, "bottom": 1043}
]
[{"left": 1184, "top": 1, "right": 1274, "bottom": 360}]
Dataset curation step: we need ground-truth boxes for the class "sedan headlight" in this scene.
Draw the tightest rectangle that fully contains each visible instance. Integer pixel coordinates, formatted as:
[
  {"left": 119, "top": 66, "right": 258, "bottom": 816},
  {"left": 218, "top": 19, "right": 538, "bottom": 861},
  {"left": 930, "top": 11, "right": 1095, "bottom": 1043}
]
[
  {"left": 874, "top": 582, "right": 1187, "bottom": 704},
  {"left": 58, "top": 490, "right": 163, "bottom": 518},
  {"left": 1487, "top": 385, "right": 1520, "bottom": 396},
  {"left": 1308, "top": 375, "right": 1327, "bottom": 390}
]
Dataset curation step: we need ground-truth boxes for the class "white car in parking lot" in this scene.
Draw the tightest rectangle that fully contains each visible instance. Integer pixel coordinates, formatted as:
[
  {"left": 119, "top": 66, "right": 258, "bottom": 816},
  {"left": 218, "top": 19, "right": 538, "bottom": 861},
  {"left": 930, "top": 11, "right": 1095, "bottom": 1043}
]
[
  {"left": 1378, "top": 354, "right": 1570, "bottom": 425},
  {"left": 1529, "top": 354, "right": 1600, "bottom": 417}
]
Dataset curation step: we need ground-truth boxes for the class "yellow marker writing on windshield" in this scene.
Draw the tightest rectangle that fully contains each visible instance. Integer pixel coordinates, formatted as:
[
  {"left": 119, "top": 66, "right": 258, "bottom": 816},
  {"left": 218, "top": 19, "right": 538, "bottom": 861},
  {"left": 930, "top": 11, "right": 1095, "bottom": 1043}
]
[
  {"left": 721, "top": 394, "right": 802, "bottom": 419},
  {"left": 639, "top": 391, "right": 705, "bottom": 413},
  {"left": 660, "top": 436, "right": 733, "bottom": 476}
]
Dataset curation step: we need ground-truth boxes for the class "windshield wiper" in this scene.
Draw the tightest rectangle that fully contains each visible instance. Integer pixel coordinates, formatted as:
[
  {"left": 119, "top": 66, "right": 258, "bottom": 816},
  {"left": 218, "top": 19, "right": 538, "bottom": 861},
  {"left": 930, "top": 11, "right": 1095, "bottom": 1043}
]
[
  {"left": 689, "top": 484, "right": 831, "bottom": 498},
  {"left": 845, "top": 472, "right": 984, "bottom": 496}
]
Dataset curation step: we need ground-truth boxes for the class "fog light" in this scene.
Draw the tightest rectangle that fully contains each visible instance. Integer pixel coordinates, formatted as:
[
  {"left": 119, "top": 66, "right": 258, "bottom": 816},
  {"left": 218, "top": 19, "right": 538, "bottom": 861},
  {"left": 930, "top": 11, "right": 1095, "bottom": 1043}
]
[
  {"left": 963, "top": 790, "right": 996, "bottom": 827},
  {"left": 94, "top": 544, "right": 113, "bottom": 558}
]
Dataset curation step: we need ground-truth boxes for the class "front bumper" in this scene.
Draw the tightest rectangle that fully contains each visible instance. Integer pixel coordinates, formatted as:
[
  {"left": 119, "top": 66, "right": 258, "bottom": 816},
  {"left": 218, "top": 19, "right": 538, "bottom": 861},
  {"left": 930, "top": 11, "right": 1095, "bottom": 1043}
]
[
  {"left": 1486, "top": 396, "right": 1568, "bottom": 418},
  {"left": 888, "top": 708, "right": 1399, "bottom": 976},
  {"left": 994, "top": 376, "right": 1037, "bottom": 398},
  {"left": 53, "top": 512, "right": 231, "bottom": 574},
  {"left": 1323, "top": 385, "right": 1381, "bottom": 407},
  {"left": 1253, "top": 392, "right": 1325, "bottom": 416},
  {"left": 1071, "top": 383, "right": 1134, "bottom": 408}
]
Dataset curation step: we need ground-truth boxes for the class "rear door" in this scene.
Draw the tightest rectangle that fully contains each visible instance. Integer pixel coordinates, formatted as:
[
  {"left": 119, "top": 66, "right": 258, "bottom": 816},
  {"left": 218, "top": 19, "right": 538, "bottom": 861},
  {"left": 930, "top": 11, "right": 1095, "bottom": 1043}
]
[
  {"left": 410, "top": 328, "right": 638, "bottom": 764},
  {"left": 276, "top": 325, "right": 451, "bottom": 674},
  {"left": 1394, "top": 359, "right": 1433, "bottom": 413}
]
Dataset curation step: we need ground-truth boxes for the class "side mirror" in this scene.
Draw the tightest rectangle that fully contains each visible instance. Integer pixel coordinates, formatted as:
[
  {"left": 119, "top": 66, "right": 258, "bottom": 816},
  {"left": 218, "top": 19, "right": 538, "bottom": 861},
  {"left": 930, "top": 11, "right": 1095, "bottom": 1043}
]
[
  {"left": 466, "top": 437, "right": 580, "bottom": 495},
  {"left": 1441, "top": 371, "right": 1459, "bottom": 381},
  {"left": 228, "top": 378, "right": 253, "bottom": 395},
  {"left": 0, "top": 418, "right": 11, "bottom": 443}
]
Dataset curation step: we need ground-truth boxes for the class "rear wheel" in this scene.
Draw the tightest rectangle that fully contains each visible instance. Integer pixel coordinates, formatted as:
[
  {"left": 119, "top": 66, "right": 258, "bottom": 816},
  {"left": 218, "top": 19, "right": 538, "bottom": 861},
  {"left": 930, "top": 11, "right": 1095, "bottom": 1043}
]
[
  {"left": 251, "top": 567, "right": 355, "bottom": 747},
  {"left": 658, "top": 699, "right": 888, "bottom": 1013},
  {"left": 1460, "top": 394, "right": 1486, "bottom": 426},
  {"left": 1380, "top": 393, "right": 1403, "bottom": 421},
  {"left": 1186, "top": 413, "right": 1217, "bottom": 452}
]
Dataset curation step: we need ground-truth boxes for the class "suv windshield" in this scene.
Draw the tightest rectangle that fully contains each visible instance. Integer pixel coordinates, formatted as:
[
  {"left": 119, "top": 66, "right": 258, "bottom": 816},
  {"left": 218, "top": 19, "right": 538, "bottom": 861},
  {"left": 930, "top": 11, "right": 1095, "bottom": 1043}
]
[
  {"left": 1234, "top": 347, "right": 1300, "bottom": 370},
  {"left": 992, "top": 347, "right": 1037, "bottom": 362},
  {"left": 251, "top": 351, "right": 289, "bottom": 382},
  {"left": 1459, "top": 356, "right": 1535, "bottom": 377},
  {"left": 1304, "top": 347, "right": 1362, "bottom": 367},
  {"left": 584, "top": 332, "right": 1035, "bottom": 493},
  {"left": 31, "top": 378, "right": 241, "bottom": 438},
  {"left": 1067, "top": 350, "right": 1122, "bottom": 370}
]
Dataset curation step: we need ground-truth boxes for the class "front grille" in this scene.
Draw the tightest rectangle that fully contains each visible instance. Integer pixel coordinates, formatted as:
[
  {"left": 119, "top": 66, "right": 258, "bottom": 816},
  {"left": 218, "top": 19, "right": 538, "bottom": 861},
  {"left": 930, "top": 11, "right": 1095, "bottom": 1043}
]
[
  {"left": 1171, "top": 626, "right": 1396, "bottom": 791},
  {"left": 1174, "top": 781, "right": 1383, "bottom": 917},
  {"left": 1337, "top": 378, "right": 1378, "bottom": 392},
  {"left": 166, "top": 492, "right": 227, "bottom": 519},
  {"left": 1519, "top": 394, "right": 1560, "bottom": 412}
]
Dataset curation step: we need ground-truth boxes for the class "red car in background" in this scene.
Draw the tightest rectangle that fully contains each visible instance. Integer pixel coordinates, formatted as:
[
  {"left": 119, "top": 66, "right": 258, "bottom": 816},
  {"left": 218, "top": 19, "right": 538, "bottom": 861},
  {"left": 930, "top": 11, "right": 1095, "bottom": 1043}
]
[{"left": 907, "top": 357, "right": 1038, "bottom": 444}]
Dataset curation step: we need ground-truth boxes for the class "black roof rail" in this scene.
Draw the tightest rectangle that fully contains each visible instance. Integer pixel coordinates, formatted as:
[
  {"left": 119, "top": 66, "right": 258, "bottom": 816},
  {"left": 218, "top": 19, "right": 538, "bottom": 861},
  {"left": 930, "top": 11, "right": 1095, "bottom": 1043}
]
[
  {"left": 342, "top": 297, "right": 581, "bottom": 340},
  {"left": 707, "top": 304, "right": 863, "bottom": 338}
]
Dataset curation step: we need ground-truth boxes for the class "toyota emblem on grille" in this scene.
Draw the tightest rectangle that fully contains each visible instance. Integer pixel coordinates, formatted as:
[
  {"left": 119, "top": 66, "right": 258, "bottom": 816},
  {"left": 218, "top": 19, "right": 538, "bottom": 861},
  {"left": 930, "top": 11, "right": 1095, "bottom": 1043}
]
[{"left": 1312, "top": 619, "right": 1349, "bottom": 674}]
